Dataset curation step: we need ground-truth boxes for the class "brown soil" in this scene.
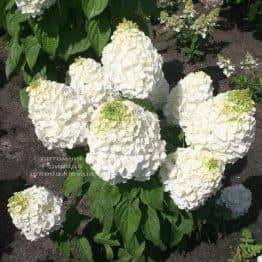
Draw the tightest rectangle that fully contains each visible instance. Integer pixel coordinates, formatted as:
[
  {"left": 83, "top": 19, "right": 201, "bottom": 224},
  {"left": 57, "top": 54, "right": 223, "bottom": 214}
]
[{"left": 0, "top": 6, "right": 261, "bottom": 262}]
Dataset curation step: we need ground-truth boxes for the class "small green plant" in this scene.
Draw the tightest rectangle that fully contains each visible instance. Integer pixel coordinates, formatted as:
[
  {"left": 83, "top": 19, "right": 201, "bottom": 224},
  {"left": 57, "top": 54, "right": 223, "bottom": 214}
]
[
  {"left": 159, "top": 0, "right": 219, "bottom": 61},
  {"left": 232, "top": 74, "right": 262, "bottom": 103},
  {"left": 228, "top": 228, "right": 262, "bottom": 262}
]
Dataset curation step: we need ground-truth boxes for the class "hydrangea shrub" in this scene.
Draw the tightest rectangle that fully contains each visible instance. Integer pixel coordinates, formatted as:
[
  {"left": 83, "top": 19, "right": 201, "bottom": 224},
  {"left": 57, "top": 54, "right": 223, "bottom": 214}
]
[{"left": 2, "top": 2, "right": 257, "bottom": 261}]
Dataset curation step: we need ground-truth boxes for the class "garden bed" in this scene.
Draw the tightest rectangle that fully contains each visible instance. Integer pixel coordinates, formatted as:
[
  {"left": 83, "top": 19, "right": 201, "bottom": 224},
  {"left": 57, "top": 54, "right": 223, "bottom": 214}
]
[{"left": 0, "top": 5, "right": 261, "bottom": 262}]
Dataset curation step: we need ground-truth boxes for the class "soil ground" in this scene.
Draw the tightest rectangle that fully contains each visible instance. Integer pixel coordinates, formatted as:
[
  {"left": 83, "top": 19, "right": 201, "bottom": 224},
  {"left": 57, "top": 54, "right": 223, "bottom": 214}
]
[{"left": 0, "top": 6, "right": 261, "bottom": 262}]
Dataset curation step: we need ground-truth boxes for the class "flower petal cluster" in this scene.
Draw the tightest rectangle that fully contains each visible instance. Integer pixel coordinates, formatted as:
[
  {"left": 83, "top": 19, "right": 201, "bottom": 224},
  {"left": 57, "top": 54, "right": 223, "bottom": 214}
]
[
  {"left": 15, "top": 0, "right": 56, "bottom": 17},
  {"left": 217, "top": 54, "right": 235, "bottom": 77},
  {"left": 217, "top": 184, "right": 252, "bottom": 219},
  {"left": 240, "top": 52, "right": 259, "bottom": 71},
  {"left": 27, "top": 79, "right": 90, "bottom": 149},
  {"left": 67, "top": 57, "right": 119, "bottom": 113},
  {"left": 163, "top": 71, "right": 214, "bottom": 127},
  {"left": 200, "top": 0, "right": 224, "bottom": 8},
  {"left": 86, "top": 100, "right": 166, "bottom": 184},
  {"left": 102, "top": 20, "right": 169, "bottom": 109},
  {"left": 185, "top": 89, "right": 256, "bottom": 164},
  {"left": 160, "top": 147, "right": 225, "bottom": 211},
  {"left": 8, "top": 186, "right": 63, "bottom": 241},
  {"left": 191, "top": 8, "right": 220, "bottom": 39}
]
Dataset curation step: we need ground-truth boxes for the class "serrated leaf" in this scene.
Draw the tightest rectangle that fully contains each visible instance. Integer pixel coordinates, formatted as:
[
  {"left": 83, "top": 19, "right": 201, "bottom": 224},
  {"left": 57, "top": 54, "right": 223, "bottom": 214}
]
[
  {"left": 82, "top": 0, "right": 109, "bottom": 19},
  {"left": 88, "top": 176, "right": 120, "bottom": 231},
  {"left": 94, "top": 232, "right": 120, "bottom": 246},
  {"left": 143, "top": 206, "right": 165, "bottom": 250},
  {"left": 58, "top": 27, "right": 90, "bottom": 61},
  {"left": 5, "top": 41, "right": 23, "bottom": 78},
  {"left": 63, "top": 172, "right": 84, "bottom": 197},
  {"left": 19, "top": 88, "right": 29, "bottom": 110},
  {"left": 76, "top": 237, "right": 94, "bottom": 262},
  {"left": 34, "top": 12, "right": 59, "bottom": 57},
  {"left": 23, "top": 36, "right": 41, "bottom": 70},
  {"left": 140, "top": 178, "right": 163, "bottom": 210},
  {"left": 6, "top": 11, "right": 27, "bottom": 38},
  {"left": 85, "top": 14, "right": 111, "bottom": 56},
  {"left": 115, "top": 199, "right": 141, "bottom": 242}
]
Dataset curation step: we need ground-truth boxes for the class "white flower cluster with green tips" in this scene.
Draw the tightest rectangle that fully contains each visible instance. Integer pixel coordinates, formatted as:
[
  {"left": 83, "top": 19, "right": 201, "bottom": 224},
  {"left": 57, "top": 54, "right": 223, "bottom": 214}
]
[
  {"left": 86, "top": 100, "right": 166, "bottom": 184},
  {"left": 8, "top": 186, "right": 63, "bottom": 241},
  {"left": 160, "top": 148, "right": 225, "bottom": 210},
  {"left": 27, "top": 79, "right": 91, "bottom": 149},
  {"left": 102, "top": 20, "right": 169, "bottom": 110},
  {"left": 184, "top": 89, "right": 256, "bottom": 164},
  {"left": 15, "top": 0, "right": 56, "bottom": 17},
  {"left": 160, "top": 1, "right": 219, "bottom": 39},
  {"left": 162, "top": 70, "right": 255, "bottom": 210}
]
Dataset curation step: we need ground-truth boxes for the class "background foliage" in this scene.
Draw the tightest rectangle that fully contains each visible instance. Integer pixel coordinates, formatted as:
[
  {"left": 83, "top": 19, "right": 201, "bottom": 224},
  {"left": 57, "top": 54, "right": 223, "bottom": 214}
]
[{"left": 0, "top": 0, "right": 159, "bottom": 84}]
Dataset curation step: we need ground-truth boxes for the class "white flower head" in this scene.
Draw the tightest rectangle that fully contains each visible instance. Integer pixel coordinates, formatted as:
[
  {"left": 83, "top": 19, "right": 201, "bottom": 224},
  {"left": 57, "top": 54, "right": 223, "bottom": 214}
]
[
  {"left": 102, "top": 20, "right": 169, "bottom": 109},
  {"left": 164, "top": 71, "right": 214, "bottom": 127},
  {"left": 160, "top": 147, "right": 225, "bottom": 211},
  {"left": 15, "top": 0, "right": 56, "bottom": 17},
  {"left": 185, "top": 89, "right": 256, "bottom": 164},
  {"left": 8, "top": 186, "right": 63, "bottom": 241},
  {"left": 217, "top": 184, "right": 252, "bottom": 219},
  {"left": 200, "top": 0, "right": 224, "bottom": 8},
  {"left": 86, "top": 100, "right": 166, "bottom": 184},
  {"left": 67, "top": 57, "right": 119, "bottom": 113},
  {"left": 217, "top": 54, "right": 235, "bottom": 77},
  {"left": 240, "top": 52, "right": 259, "bottom": 71},
  {"left": 27, "top": 79, "right": 90, "bottom": 150}
]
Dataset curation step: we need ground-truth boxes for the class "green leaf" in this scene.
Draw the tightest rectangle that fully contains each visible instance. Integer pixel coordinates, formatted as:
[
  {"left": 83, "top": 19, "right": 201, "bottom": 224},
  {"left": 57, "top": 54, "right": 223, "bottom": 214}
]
[
  {"left": 85, "top": 14, "right": 111, "bottom": 56},
  {"left": 82, "top": 0, "right": 109, "bottom": 19},
  {"left": 22, "top": 62, "right": 47, "bottom": 85},
  {"left": 5, "top": 41, "right": 23, "bottom": 78},
  {"left": 51, "top": 232, "right": 71, "bottom": 258},
  {"left": 115, "top": 199, "right": 141, "bottom": 242},
  {"left": 63, "top": 207, "right": 84, "bottom": 235},
  {"left": 76, "top": 237, "right": 94, "bottom": 262},
  {"left": 5, "top": 11, "right": 27, "bottom": 38},
  {"left": 63, "top": 172, "right": 84, "bottom": 197},
  {"left": 104, "top": 244, "right": 114, "bottom": 260},
  {"left": 23, "top": 36, "right": 41, "bottom": 70},
  {"left": 58, "top": 239, "right": 71, "bottom": 257},
  {"left": 34, "top": 12, "right": 59, "bottom": 57},
  {"left": 94, "top": 232, "right": 120, "bottom": 246},
  {"left": 139, "top": 0, "right": 158, "bottom": 16},
  {"left": 179, "top": 213, "right": 194, "bottom": 237},
  {"left": 19, "top": 88, "right": 29, "bottom": 110},
  {"left": 118, "top": 248, "right": 132, "bottom": 262},
  {"left": 127, "top": 98, "right": 155, "bottom": 113},
  {"left": 143, "top": 206, "right": 165, "bottom": 249},
  {"left": 161, "top": 126, "right": 185, "bottom": 154},
  {"left": 88, "top": 176, "right": 120, "bottom": 231},
  {"left": 140, "top": 178, "right": 163, "bottom": 210},
  {"left": 170, "top": 224, "right": 184, "bottom": 247},
  {"left": 58, "top": 27, "right": 91, "bottom": 61}
]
